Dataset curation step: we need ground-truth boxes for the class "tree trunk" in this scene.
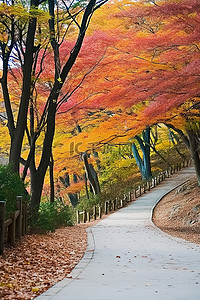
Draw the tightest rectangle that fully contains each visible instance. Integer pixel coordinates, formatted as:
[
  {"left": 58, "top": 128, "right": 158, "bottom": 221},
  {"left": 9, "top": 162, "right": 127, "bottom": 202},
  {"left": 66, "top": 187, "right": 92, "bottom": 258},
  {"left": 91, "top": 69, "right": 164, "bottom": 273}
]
[
  {"left": 30, "top": 170, "right": 46, "bottom": 218},
  {"left": 49, "top": 154, "right": 54, "bottom": 202},
  {"left": 187, "top": 129, "right": 200, "bottom": 186},
  {"left": 85, "top": 173, "right": 90, "bottom": 199},
  {"left": 9, "top": 6, "right": 38, "bottom": 173},
  {"left": 59, "top": 173, "right": 79, "bottom": 207},
  {"left": 82, "top": 152, "right": 101, "bottom": 195},
  {"left": 165, "top": 123, "right": 200, "bottom": 186},
  {"left": 132, "top": 127, "right": 152, "bottom": 180}
]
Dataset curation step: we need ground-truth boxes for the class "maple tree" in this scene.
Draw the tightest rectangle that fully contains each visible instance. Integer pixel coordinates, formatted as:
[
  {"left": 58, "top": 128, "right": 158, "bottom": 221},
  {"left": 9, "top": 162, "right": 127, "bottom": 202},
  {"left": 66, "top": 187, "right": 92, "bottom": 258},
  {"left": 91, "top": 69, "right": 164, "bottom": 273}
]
[
  {"left": 57, "top": 0, "right": 200, "bottom": 186},
  {"left": 117, "top": 0, "right": 200, "bottom": 184}
]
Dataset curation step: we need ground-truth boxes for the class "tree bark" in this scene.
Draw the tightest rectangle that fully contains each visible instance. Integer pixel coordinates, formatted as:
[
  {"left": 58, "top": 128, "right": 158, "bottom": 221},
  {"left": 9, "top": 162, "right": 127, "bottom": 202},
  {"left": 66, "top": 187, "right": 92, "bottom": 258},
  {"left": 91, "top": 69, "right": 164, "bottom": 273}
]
[
  {"left": 9, "top": 2, "right": 38, "bottom": 172},
  {"left": 59, "top": 173, "right": 78, "bottom": 207},
  {"left": 82, "top": 152, "right": 101, "bottom": 195},
  {"left": 30, "top": 170, "right": 45, "bottom": 218},
  {"left": 165, "top": 123, "right": 200, "bottom": 186},
  {"left": 132, "top": 127, "right": 152, "bottom": 180},
  {"left": 49, "top": 153, "right": 55, "bottom": 202},
  {"left": 187, "top": 129, "right": 200, "bottom": 186}
]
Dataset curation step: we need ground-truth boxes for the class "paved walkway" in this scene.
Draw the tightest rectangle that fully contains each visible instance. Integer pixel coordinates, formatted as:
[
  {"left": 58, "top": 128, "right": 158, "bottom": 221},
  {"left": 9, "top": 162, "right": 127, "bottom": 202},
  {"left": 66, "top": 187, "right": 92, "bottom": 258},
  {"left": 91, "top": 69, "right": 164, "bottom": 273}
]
[{"left": 37, "top": 167, "right": 200, "bottom": 300}]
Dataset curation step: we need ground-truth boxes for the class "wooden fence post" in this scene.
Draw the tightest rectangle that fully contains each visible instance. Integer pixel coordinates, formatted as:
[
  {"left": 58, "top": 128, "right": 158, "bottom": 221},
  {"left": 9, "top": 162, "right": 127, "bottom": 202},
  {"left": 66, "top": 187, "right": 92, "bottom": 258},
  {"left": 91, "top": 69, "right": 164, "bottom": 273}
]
[
  {"left": 159, "top": 174, "right": 161, "bottom": 183},
  {"left": 115, "top": 198, "right": 118, "bottom": 209},
  {"left": 105, "top": 201, "right": 108, "bottom": 215},
  {"left": 133, "top": 189, "right": 136, "bottom": 200},
  {"left": 0, "top": 201, "right": 6, "bottom": 255},
  {"left": 99, "top": 206, "right": 102, "bottom": 219},
  {"left": 159, "top": 173, "right": 162, "bottom": 182},
  {"left": 83, "top": 210, "right": 87, "bottom": 223},
  {"left": 143, "top": 183, "right": 146, "bottom": 193},
  {"left": 139, "top": 185, "right": 142, "bottom": 196},
  {"left": 8, "top": 212, "right": 15, "bottom": 245},
  {"left": 170, "top": 166, "right": 173, "bottom": 175},
  {"left": 93, "top": 206, "right": 97, "bottom": 220},
  {"left": 22, "top": 203, "right": 28, "bottom": 235},
  {"left": 129, "top": 191, "right": 132, "bottom": 202},
  {"left": 116, "top": 198, "right": 119, "bottom": 209},
  {"left": 76, "top": 210, "right": 80, "bottom": 224},
  {"left": 108, "top": 200, "right": 112, "bottom": 212},
  {"left": 87, "top": 212, "right": 90, "bottom": 222},
  {"left": 16, "top": 196, "right": 22, "bottom": 240}
]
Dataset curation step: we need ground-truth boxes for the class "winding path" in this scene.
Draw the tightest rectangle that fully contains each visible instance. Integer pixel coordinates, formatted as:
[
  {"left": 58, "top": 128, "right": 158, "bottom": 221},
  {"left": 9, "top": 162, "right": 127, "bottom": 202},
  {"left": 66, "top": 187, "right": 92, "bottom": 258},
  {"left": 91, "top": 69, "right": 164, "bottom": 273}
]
[{"left": 37, "top": 167, "right": 200, "bottom": 300}]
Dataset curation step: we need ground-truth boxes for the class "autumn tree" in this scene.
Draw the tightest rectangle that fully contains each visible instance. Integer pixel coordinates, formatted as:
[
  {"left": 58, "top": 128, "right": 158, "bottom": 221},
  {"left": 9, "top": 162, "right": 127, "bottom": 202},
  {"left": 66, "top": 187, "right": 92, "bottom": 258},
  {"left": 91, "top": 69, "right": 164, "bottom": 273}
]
[
  {"left": 61, "top": 0, "right": 200, "bottom": 184},
  {"left": 124, "top": 0, "right": 200, "bottom": 184},
  {"left": 131, "top": 127, "right": 152, "bottom": 180},
  {"left": 0, "top": 0, "right": 107, "bottom": 215}
]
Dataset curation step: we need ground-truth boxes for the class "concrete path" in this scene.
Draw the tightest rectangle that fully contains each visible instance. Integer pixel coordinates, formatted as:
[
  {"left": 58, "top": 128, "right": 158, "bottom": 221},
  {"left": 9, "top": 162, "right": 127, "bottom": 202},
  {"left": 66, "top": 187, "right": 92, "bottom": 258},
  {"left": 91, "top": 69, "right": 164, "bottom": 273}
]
[{"left": 37, "top": 167, "right": 200, "bottom": 300}]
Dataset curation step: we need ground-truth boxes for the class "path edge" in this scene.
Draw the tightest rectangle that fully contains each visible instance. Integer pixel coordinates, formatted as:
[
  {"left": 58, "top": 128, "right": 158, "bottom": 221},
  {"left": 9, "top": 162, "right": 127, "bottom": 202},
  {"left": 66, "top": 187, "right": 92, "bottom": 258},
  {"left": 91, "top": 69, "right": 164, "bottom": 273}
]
[{"left": 35, "top": 228, "right": 95, "bottom": 299}]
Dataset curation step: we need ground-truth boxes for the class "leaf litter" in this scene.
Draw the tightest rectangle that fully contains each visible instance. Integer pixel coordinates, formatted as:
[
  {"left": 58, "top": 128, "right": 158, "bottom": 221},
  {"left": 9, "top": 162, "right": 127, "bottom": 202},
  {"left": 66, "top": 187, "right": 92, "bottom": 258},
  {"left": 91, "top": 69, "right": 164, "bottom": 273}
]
[{"left": 0, "top": 225, "right": 88, "bottom": 299}]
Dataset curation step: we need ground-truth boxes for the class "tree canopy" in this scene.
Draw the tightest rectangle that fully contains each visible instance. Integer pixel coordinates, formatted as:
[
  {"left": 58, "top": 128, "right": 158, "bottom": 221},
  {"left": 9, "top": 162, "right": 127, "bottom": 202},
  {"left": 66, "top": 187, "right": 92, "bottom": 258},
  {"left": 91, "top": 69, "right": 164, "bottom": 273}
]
[{"left": 0, "top": 0, "right": 199, "bottom": 214}]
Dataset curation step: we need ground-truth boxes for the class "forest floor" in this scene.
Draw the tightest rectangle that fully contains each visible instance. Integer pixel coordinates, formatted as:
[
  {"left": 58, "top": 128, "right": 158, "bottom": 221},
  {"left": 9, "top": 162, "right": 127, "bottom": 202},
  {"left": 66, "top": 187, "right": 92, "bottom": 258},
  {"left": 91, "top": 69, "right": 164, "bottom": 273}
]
[{"left": 0, "top": 177, "right": 199, "bottom": 299}]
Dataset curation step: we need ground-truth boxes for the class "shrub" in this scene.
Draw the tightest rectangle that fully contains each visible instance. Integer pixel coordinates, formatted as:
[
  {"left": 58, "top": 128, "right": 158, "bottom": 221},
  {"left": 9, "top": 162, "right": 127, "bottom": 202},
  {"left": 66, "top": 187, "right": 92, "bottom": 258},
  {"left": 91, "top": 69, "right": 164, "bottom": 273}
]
[
  {"left": 0, "top": 164, "right": 28, "bottom": 214},
  {"left": 76, "top": 193, "right": 101, "bottom": 214},
  {"left": 32, "top": 201, "right": 73, "bottom": 232}
]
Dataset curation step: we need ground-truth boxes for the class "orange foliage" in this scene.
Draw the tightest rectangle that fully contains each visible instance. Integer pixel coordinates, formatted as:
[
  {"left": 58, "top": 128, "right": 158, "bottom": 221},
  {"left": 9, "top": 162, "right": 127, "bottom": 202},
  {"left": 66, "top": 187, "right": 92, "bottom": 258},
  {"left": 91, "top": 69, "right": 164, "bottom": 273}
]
[
  {"left": 50, "top": 0, "right": 200, "bottom": 191},
  {"left": 2, "top": 0, "right": 199, "bottom": 195}
]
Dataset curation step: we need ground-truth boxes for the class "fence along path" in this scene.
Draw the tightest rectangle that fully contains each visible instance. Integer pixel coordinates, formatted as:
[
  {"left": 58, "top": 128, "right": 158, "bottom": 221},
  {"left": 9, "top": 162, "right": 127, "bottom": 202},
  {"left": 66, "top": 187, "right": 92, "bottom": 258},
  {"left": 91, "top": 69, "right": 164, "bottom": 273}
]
[
  {"left": 37, "top": 165, "right": 199, "bottom": 300},
  {"left": 76, "top": 159, "right": 192, "bottom": 224},
  {"left": 0, "top": 196, "right": 28, "bottom": 254},
  {"left": 0, "top": 159, "right": 192, "bottom": 255}
]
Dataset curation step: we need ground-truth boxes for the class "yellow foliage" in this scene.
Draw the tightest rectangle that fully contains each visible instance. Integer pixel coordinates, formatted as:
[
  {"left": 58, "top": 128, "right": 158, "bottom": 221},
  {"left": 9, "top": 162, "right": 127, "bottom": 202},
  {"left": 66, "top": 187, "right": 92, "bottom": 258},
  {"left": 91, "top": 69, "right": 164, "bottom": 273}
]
[
  {"left": 32, "top": 286, "right": 41, "bottom": 293},
  {"left": 0, "top": 282, "right": 12, "bottom": 288}
]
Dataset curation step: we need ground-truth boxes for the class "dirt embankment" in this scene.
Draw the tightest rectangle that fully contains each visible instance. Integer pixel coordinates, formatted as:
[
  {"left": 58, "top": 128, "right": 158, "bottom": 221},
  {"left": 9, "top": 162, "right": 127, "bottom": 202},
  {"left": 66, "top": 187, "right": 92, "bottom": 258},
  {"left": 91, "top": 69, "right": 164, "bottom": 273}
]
[{"left": 153, "top": 177, "right": 200, "bottom": 244}]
